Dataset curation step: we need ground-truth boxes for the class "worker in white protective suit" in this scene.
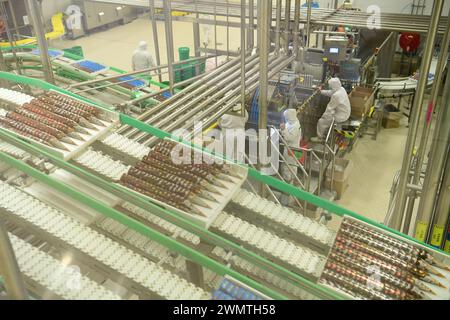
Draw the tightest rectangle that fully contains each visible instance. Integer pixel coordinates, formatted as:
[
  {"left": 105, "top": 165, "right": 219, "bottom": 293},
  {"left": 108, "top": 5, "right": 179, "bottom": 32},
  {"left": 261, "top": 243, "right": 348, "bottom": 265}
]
[
  {"left": 280, "top": 109, "right": 302, "bottom": 183},
  {"left": 65, "top": 5, "right": 83, "bottom": 31},
  {"left": 311, "top": 77, "right": 351, "bottom": 142},
  {"left": 132, "top": 41, "right": 155, "bottom": 72},
  {"left": 218, "top": 103, "right": 249, "bottom": 162},
  {"left": 201, "top": 14, "right": 213, "bottom": 48}
]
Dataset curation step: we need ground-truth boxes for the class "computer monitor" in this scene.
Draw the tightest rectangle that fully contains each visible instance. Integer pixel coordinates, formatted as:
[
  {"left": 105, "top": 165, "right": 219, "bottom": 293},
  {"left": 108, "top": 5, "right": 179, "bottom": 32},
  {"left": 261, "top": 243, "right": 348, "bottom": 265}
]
[{"left": 329, "top": 47, "right": 339, "bottom": 54}]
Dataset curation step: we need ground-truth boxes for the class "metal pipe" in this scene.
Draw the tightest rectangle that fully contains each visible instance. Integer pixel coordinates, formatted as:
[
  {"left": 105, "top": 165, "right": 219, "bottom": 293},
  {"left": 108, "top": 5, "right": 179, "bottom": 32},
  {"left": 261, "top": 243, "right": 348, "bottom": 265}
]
[
  {"left": 25, "top": 0, "right": 54, "bottom": 84},
  {"left": 240, "top": 0, "right": 246, "bottom": 114},
  {"left": 306, "top": 0, "right": 313, "bottom": 47},
  {"left": 275, "top": 0, "right": 282, "bottom": 54},
  {"left": 415, "top": 9, "right": 450, "bottom": 181},
  {"left": 142, "top": 56, "right": 284, "bottom": 146},
  {"left": 391, "top": 0, "right": 444, "bottom": 231},
  {"left": 128, "top": 54, "right": 241, "bottom": 109},
  {"left": 119, "top": 55, "right": 246, "bottom": 139},
  {"left": 415, "top": 64, "right": 450, "bottom": 243},
  {"left": 140, "top": 54, "right": 275, "bottom": 143},
  {"left": 163, "top": 0, "right": 175, "bottom": 94},
  {"left": 402, "top": 11, "right": 450, "bottom": 234},
  {"left": 259, "top": 0, "right": 271, "bottom": 133},
  {"left": 149, "top": 0, "right": 163, "bottom": 83},
  {"left": 0, "top": 220, "right": 28, "bottom": 299},
  {"left": 284, "top": 0, "right": 291, "bottom": 53},
  {"left": 247, "top": 0, "right": 254, "bottom": 49},
  {"left": 430, "top": 152, "right": 450, "bottom": 248},
  {"left": 292, "top": 0, "right": 301, "bottom": 57},
  {"left": 182, "top": 56, "right": 295, "bottom": 141},
  {"left": 136, "top": 54, "right": 260, "bottom": 132}
]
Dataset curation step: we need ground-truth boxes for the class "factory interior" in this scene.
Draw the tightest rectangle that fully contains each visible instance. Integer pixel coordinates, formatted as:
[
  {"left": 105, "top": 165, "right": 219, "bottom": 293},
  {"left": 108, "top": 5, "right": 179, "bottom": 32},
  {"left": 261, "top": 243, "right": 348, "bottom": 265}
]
[{"left": 0, "top": 0, "right": 449, "bottom": 301}]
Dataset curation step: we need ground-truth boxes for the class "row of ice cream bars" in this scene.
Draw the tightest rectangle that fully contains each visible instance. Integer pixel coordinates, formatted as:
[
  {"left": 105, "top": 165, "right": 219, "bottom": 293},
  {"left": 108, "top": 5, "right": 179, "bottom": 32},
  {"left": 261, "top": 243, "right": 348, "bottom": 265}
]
[{"left": 0, "top": 88, "right": 108, "bottom": 151}]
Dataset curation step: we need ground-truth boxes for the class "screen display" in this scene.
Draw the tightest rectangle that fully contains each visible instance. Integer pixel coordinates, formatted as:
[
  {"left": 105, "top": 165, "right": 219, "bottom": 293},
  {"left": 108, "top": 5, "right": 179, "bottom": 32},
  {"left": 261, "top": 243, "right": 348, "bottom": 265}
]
[{"left": 329, "top": 48, "right": 339, "bottom": 54}]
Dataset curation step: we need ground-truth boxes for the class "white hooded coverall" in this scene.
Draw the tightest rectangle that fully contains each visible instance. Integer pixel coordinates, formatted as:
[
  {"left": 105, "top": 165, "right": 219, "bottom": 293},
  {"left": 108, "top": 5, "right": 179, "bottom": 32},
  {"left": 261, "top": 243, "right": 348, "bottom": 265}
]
[
  {"left": 132, "top": 41, "right": 155, "bottom": 71},
  {"left": 317, "top": 78, "right": 351, "bottom": 139},
  {"left": 281, "top": 109, "right": 302, "bottom": 182},
  {"left": 218, "top": 107, "right": 249, "bottom": 162}
]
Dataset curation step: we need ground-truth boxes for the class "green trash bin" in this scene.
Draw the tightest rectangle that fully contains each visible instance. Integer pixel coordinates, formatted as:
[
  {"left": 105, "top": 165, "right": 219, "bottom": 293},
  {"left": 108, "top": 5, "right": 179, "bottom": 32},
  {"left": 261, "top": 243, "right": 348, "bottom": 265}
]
[{"left": 178, "top": 47, "right": 190, "bottom": 61}]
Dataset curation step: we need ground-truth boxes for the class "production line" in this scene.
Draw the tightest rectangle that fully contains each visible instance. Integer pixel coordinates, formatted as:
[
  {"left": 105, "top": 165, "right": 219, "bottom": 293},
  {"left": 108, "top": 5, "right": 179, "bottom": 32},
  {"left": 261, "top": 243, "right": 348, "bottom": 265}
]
[
  {"left": 0, "top": 0, "right": 450, "bottom": 302},
  {"left": 0, "top": 75, "right": 448, "bottom": 300}
]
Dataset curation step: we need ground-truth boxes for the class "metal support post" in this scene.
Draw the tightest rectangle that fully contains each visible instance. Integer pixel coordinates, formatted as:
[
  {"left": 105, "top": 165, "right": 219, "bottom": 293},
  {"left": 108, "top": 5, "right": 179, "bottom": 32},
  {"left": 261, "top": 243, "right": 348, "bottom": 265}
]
[
  {"left": 25, "top": 0, "right": 54, "bottom": 84},
  {"left": 306, "top": 0, "right": 313, "bottom": 47},
  {"left": 284, "top": 0, "right": 291, "bottom": 54},
  {"left": 247, "top": 0, "right": 254, "bottom": 49},
  {"left": 293, "top": 0, "right": 301, "bottom": 57},
  {"left": 402, "top": 10, "right": 450, "bottom": 234},
  {"left": 430, "top": 154, "right": 450, "bottom": 248},
  {"left": 240, "top": 0, "right": 246, "bottom": 114},
  {"left": 149, "top": 0, "right": 162, "bottom": 83},
  {"left": 0, "top": 220, "right": 28, "bottom": 299},
  {"left": 163, "top": 0, "right": 175, "bottom": 94},
  {"left": 391, "top": 0, "right": 444, "bottom": 231},
  {"left": 415, "top": 65, "right": 450, "bottom": 243},
  {"left": 275, "top": 0, "right": 282, "bottom": 54}
]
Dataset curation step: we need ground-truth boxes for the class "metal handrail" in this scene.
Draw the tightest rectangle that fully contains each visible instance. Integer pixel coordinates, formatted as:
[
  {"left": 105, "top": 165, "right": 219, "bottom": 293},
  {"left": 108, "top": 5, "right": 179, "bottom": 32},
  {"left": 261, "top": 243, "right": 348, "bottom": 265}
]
[{"left": 242, "top": 153, "right": 282, "bottom": 206}]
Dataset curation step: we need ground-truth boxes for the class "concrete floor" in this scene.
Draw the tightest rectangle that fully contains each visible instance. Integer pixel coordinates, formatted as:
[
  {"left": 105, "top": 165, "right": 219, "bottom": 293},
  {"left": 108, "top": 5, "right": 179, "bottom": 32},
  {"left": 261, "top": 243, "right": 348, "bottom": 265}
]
[
  {"left": 53, "top": 16, "right": 243, "bottom": 75},
  {"left": 51, "top": 17, "right": 414, "bottom": 224}
]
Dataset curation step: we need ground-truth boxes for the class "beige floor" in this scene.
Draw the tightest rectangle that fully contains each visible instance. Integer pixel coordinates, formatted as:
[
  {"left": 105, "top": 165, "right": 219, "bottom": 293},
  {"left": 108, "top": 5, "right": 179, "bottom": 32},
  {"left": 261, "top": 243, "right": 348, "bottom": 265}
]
[
  {"left": 53, "top": 16, "right": 243, "bottom": 75},
  {"left": 51, "top": 17, "right": 413, "bottom": 224}
]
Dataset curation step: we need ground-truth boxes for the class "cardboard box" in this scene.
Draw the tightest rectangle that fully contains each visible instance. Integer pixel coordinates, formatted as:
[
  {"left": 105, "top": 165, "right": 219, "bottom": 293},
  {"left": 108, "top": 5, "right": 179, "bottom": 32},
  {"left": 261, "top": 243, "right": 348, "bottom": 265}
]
[
  {"left": 325, "top": 158, "right": 353, "bottom": 199},
  {"left": 326, "top": 158, "right": 353, "bottom": 182},
  {"left": 349, "top": 86, "right": 375, "bottom": 120},
  {"left": 326, "top": 177, "right": 349, "bottom": 199},
  {"left": 382, "top": 112, "right": 402, "bottom": 129}
]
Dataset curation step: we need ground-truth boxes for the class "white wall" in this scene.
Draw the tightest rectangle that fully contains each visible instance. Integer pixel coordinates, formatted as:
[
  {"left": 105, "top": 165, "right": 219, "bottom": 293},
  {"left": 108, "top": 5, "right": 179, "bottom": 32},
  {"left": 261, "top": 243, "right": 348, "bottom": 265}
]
[
  {"left": 316, "top": 0, "right": 450, "bottom": 15},
  {"left": 41, "top": 0, "right": 73, "bottom": 23}
]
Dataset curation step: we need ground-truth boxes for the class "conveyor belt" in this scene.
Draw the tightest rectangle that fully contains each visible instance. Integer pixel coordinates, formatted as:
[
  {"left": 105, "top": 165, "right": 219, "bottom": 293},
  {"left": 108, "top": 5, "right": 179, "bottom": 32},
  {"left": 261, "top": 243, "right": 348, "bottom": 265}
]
[
  {"left": 8, "top": 233, "right": 121, "bottom": 300},
  {"left": 101, "top": 133, "right": 151, "bottom": 160},
  {"left": 0, "top": 181, "right": 209, "bottom": 300},
  {"left": 74, "top": 149, "right": 130, "bottom": 181},
  {"left": 95, "top": 216, "right": 188, "bottom": 274},
  {"left": 230, "top": 189, "right": 336, "bottom": 250},
  {"left": 211, "top": 212, "right": 327, "bottom": 280},
  {"left": 0, "top": 88, "right": 34, "bottom": 106},
  {"left": 211, "top": 247, "right": 317, "bottom": 300},
  {"left": 121, "top": 202, "right": 201, "bottom": 246}
]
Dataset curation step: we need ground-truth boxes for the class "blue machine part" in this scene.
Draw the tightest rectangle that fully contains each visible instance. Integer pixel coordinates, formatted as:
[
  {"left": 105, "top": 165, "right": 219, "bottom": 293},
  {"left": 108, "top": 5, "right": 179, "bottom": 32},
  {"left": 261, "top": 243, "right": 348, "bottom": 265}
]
[
  {"left": 212, "top": 278, "right": 265, "bottom": 300},
  {"left": 117, "top": 75, "right": 147, "bottom": 88},
  {"left": 302, "top": 1, "right": 319, "bottom": 8},
  {"left": 249, "top": 87, "right": 286, "bottom": 129},
  {"left": 161, "top": 91, "right": 172, "bottom": 99},
  {"left": 31, "top": 49, "right": 63, "bottom": 58},
  {"left": 74, "top": 60, "right": 107, "bottom": 73}
]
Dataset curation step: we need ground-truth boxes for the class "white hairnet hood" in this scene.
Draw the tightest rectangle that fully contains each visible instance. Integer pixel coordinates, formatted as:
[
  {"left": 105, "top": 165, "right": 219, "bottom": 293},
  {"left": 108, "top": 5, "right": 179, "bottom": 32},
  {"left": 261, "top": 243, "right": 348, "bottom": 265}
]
[
  {"left": 138, "top": 41, "right": 148, "bottom": 51},
  {"left": 328, "top": 78, "right": 342, "bottom": 91},
  {"left": 284, "top": 109, "right": 298, "bottom": 124}
]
